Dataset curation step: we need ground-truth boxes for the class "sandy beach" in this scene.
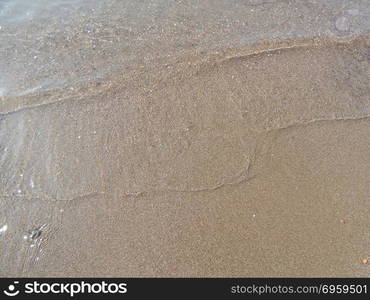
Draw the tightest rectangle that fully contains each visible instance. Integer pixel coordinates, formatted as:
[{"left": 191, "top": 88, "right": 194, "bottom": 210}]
[{"left": 0, "top": 0, "right": 369, "bottom": 277}]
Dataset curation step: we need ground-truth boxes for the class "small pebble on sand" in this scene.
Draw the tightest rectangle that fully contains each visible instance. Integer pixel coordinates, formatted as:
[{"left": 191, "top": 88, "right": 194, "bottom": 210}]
[{"left": 362, "top": 258, "right": 368, "bottom": 265}]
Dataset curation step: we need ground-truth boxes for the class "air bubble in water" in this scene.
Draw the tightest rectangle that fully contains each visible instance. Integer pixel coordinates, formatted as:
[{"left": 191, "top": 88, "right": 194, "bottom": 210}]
[
  {"left": 335, "top": 16, "right": 349, "bottom": 32},
  {"left": 0, "top": 224, "right": 8, "bottom": 236}
]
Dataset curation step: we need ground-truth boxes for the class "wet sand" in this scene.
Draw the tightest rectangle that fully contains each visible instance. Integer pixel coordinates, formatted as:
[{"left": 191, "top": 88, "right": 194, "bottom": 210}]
[{"left": 0, "top": 0, "right": 370, "bottom": 277}]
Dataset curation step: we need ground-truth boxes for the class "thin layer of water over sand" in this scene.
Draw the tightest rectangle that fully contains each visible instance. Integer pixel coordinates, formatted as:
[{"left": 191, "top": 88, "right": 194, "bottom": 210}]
[{"left": 0, "top": 0, "right": 369, "bottom": 277}]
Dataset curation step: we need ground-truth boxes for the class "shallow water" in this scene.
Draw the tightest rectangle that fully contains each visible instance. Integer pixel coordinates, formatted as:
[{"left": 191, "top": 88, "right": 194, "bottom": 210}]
[
  {"left": 0, "top": 0, "right": 370, "bottom": 277},
  {"left": 1, "top": 0, "right": 369, "bottom": 99}
]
